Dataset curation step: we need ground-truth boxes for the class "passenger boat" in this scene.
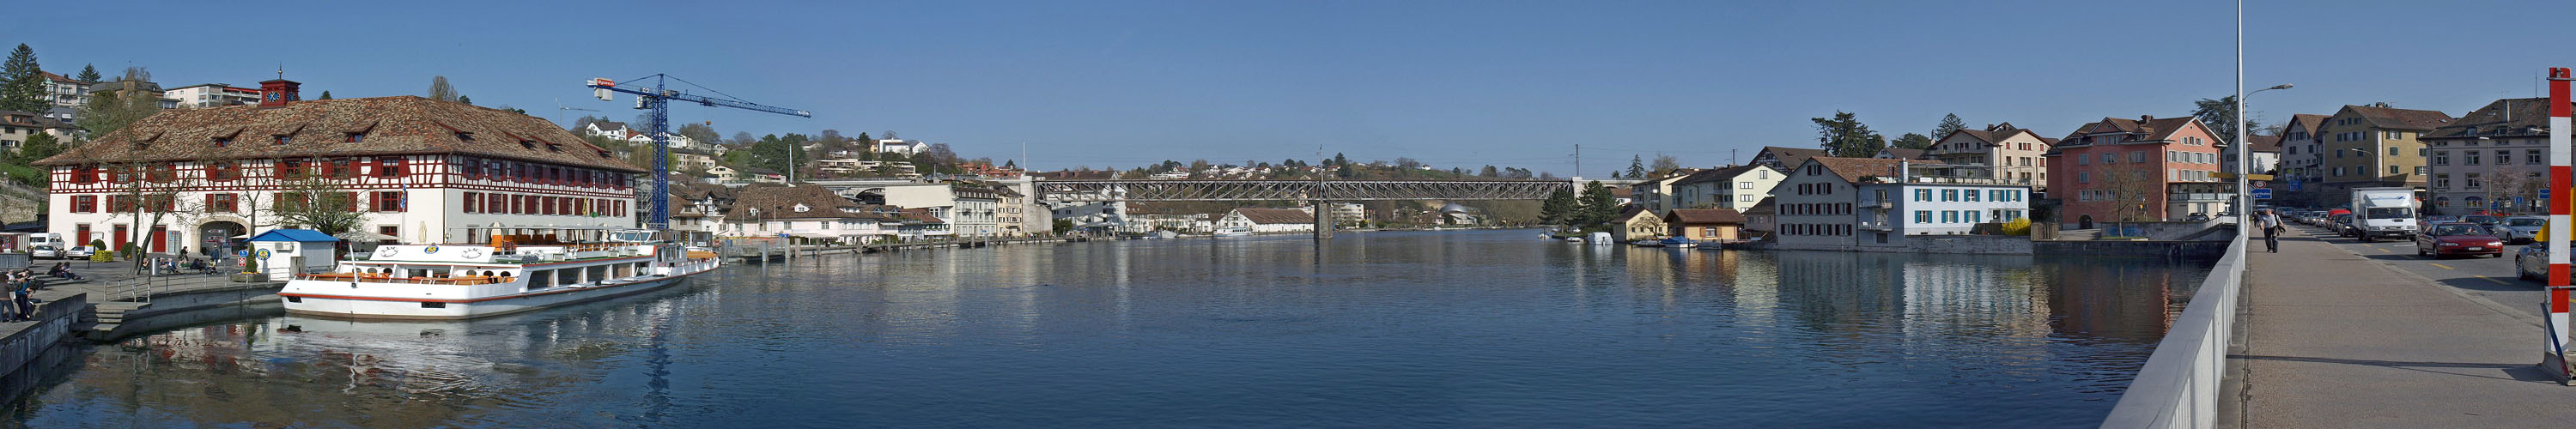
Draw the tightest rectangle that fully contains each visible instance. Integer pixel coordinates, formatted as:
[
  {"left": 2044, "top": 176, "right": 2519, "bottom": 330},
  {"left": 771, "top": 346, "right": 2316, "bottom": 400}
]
[
  {"left": 1213, "top": 227, "right": 1254, "bottom": 237},
  {"left": 278, "top": 229, "right": 718, "bottom": 320}
]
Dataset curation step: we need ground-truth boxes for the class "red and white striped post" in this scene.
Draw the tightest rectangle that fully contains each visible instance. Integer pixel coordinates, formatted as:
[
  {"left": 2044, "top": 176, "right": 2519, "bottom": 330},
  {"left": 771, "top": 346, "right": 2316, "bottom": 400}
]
[{"left": 2549, "top": 67, "right": 2572, "bottom": 360}]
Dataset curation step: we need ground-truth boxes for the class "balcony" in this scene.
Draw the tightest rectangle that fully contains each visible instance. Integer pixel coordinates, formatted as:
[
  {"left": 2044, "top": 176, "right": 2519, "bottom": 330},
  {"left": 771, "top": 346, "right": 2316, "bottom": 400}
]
[
  {"left": 1858, "top": 221, "right": 1893, "bottom": 232},
  {"left": 1858, "top": 200, "right": 1893, "bottom": 210}
]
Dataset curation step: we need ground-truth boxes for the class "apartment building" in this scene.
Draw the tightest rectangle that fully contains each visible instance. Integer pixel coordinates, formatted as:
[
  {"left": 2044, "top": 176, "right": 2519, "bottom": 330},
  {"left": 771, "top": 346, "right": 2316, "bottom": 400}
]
[{"left": 2315, "top": 104, "right": 2452, "bottom": 204}]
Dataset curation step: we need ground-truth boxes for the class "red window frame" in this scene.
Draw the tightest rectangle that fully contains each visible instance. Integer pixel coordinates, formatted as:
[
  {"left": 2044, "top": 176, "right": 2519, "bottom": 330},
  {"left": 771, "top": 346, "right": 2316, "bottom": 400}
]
[
  {"left": 341, "top": 192, "right": 360, "bottom": 211},
  {"left": 107, "top": 195, "right": 130, "bottom": 212},
  {"left": 374, "top": 191, "right": 404, "bottom": 213},
  {"left": 375, "top": 156, "right": 404, "bottom": 178},
  {"left": 71, "top": 196, "right": 94, "bottom": 213},
  {"left": 278, "top": 160, "right": 307, "bottom": 179},
  {"left": 206, "top": 194, "right": 237, "bottom": 213},
  {"left": 462, "top": 192, "right": 480, "bottom": 213}
]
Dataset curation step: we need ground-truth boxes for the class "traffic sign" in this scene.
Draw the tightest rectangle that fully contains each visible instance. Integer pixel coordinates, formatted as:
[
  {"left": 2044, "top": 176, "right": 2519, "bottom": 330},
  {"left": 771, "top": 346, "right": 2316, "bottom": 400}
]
[
  {"left": 2287, "top": 180, "right": 2301, "bottom": 191},
  {"left": 2251, "top": 188, "right": 2273, "bottom": 200},
  {"left": 2252, "top": 180, "right": 2269, "bottom": 189}
]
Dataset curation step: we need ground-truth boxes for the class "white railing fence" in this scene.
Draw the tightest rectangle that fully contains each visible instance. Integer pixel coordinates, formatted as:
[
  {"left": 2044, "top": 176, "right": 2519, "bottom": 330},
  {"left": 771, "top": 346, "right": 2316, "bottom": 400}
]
[{"left": 2100, "top": 236, "right": 2245, "bottom": 428}]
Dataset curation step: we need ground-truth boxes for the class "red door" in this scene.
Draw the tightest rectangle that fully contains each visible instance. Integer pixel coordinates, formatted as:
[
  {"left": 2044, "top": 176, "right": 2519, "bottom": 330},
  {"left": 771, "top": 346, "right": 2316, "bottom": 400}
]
[
  {"left": 112, "top": 225, "right": 129, "bottom": 251},
  {"left": 149, "top": 226, "right": 167, "bottom": 253},
  {"left": 74, "top": 225, "right": 88, "bottom": 247}
]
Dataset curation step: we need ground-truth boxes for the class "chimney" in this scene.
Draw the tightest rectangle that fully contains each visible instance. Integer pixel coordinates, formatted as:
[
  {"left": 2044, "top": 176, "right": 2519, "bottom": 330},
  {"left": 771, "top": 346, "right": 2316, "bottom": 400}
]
[
  {"left": 258, "top": 79, "right": 300, "bottom": 107},
  {"left": 2140, "top": 115, "right": 2154, "bottom": 123}
]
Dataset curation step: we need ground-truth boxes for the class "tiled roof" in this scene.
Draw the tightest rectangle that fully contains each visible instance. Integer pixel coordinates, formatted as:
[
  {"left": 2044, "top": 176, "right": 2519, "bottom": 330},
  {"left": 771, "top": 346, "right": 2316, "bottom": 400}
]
[
  {"left": 1947, "top": 124, "right": 2044, "bottom": 146},
  {"left": 726, "top": 184, "right": 858, "bottom": 218},
  {"left": 1756, "top": 146, "right": 1828, "bottom": 167},
  {"left": 2246, "top": 135, "right": 2281, "bottom": 153},
  {"left": 2287, "top": 113, "right": 2329, "bottom": 135},
  {"left": 2057, "top": 116, "right": 2205, "bottom": 144},
  {"left": 2424, "top": 98, "right": 2569, "bottom": 140},
  {"left": 2344, "top": 105, "right": 2452, "bottom": 130},
  {"left": 1743, "top": 197, "right": 1774, "bottom": 214},
  {"left": 34, "top": 96, "right": 644, "bottom": 172},
  {"left": 898, "top": 208, "right": 945, "bottom": 224},
  {"left": 1612, "top": 204, "right": 1656, "bottom": 223},
  {"left": 1231, "top": 208, "right": 1312, "bottom": 225},
  {"left": 1665, "top": 208, "right": 1744, "bottom": 225}
]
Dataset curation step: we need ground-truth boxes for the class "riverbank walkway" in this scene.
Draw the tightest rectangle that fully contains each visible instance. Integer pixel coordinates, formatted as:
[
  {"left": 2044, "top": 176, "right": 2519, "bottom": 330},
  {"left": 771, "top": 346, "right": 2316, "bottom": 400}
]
[{"left": 2239, "top": 227, "right": 2576, "bottom": 427}]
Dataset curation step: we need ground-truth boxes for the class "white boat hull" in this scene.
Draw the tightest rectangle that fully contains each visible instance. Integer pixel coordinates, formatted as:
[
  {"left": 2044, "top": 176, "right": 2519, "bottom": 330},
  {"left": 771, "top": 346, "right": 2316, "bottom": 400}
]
[{"left": 283, "top": 271, "right": 701, "bottom": 320}]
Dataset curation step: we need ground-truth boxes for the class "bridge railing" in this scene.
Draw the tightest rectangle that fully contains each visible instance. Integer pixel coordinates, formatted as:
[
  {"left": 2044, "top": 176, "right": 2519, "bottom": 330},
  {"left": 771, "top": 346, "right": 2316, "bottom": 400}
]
[{"left": 2101, "top": 235, "right": 2245, "bottom": 428}]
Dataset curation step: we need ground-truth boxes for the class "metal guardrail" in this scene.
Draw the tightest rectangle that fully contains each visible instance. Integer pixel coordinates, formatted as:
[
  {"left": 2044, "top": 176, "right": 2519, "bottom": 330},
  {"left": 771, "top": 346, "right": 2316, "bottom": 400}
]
[{"left": 2101, "top": 236, "right": 2246, "bottom": 428}]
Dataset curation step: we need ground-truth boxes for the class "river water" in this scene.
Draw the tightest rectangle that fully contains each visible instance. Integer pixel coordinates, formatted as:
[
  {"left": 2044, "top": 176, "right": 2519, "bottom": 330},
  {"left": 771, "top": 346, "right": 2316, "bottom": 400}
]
[{"left": 0, "top": 229, "right": 2206, "bottom": 427}]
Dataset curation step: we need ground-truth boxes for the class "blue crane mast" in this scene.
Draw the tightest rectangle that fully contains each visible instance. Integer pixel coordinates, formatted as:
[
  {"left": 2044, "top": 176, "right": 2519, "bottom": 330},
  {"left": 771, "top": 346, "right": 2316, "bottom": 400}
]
[{"left": 587, "top": 75, "right": 811, "bottom": 228}]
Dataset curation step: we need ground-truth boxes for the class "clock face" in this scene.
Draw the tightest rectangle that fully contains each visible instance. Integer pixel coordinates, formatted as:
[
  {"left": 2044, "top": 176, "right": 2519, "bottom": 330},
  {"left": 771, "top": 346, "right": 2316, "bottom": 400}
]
[{"left": 265, "top": 93, "right": 281, "bottom": 100}]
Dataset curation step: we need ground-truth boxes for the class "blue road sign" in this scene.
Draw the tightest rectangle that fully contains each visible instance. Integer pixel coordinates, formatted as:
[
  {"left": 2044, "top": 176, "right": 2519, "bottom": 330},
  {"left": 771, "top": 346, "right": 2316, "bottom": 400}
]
[{"left": 2251, "top": 188, "right": 2273, "bottom": 200}]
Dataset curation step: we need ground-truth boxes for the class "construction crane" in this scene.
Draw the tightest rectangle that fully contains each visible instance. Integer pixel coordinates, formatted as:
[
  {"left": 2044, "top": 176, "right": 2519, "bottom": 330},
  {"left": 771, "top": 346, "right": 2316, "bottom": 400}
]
[
  {"left": 587, "top": 74, "right": 811, "bottom": 229},
  {"left": 552, "top": 98, "right": 599, "bottom": 126}
]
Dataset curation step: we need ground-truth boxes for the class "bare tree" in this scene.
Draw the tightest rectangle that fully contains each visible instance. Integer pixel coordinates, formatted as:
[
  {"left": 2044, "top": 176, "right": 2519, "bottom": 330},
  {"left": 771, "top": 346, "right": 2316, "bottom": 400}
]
[
  {"left": 2482, "top": 164, "right": 2543, "bottom": 215},
  {"left": 81, "top": 156, "right": 198, "bottom": 273},
  {"left": 1649, "top": 154, "right": 1683, "bottom": 178},
  {"left": 427, "top": 76, "right": 459, "bottom": 101},
  {"left": 2096, "top": 162, "right": 2162, "bottom": 223},
  {"left": 269, "top": 173, "right": 366, "bottom": 236}
]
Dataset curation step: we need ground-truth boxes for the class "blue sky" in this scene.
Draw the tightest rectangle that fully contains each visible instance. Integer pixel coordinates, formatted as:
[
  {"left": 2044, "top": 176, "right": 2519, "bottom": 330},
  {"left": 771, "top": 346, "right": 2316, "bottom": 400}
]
[{"left": 5, "top": 0, "right": 2567, "bottom": 176}]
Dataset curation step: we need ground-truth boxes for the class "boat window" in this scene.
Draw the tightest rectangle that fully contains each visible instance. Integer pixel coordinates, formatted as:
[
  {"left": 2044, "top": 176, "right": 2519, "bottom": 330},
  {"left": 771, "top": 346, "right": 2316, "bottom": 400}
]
[
  {"left": 557, "top": 269, "right": 579, "bottom": 286},
  {"left": 526, "top": 269, "right": 550, "bottom": 288}
]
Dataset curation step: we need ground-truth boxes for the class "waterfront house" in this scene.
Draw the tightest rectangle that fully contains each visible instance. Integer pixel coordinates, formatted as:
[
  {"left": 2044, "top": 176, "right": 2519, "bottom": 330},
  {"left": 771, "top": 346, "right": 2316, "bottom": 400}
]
[
  {"left": 1663, "top": 208, "right": 1742, "bottom": 242},
  {"left": 36, "top": 81, "right": 646, "bottom": 251},
  {"left": 2315, "top": 104, "right": 2451, "bottom": 205},
  {"left": 2277, "top": 113, "right": 2330, "bottom": 208},
  {"left": 722, "top": 184, "right": 895, "bottom": 245},
  {"left": 1770, "top": 157, "right": 1885, "bottom": 251},
  {"left": 882, "top": 182, "right": 1003, "bottom": 237},
  {"left": 2042, "top": 115, "right": 2228, "bottom": 228},
  {"left": 1218, "top": 208, "right": 1315, "bottom": 233},
  {"left": 2423, "top": 98, "right": 2567, "bottom": 214},
  {"left": 1771, "top": 157, "right": 2032, "bottom": 251},
  {"left": 1611, "top": 205, "right": 1666, "bottom": 241},
  {"left": 1668, "top": 164, "right": 1783, "bottom": 212},
  {"left": 1742, "top": 197, "right": 1775, "bottom": 233},
  {"left": 896, "top": 208, "right": 951, "bottom": 240},
  {"left": 1127, "top": 202, "right": 1216, "bottom": 234},
  {"left": 1928, "top": 123, "right": 2052, "bottom": 190}
]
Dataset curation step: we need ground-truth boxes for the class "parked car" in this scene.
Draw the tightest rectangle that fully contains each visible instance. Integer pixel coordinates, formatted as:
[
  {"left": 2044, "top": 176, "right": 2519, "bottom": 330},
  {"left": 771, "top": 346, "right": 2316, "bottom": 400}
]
[
  {"left": 2497, "top": 216, "right": 2546, "bottom": 245},
  {"left": 28, "top": 245, "right": 58, "bottom": 259},
  {"left": 2416, "top": 222, "right": 2505, "bottom": 258},
  {"left": 2418, "top": 215, "right": 2462, "bottom": 231},
  {"left": 2331, "top": 214, "right": 2357, "bottom": 237},
  {"left": 2462, "top": 214, "right": 2502, "bottom": 227},
  {"left": 63, "top": 246, "right": 94, "bottom": 259},
  {"left": 2518, "top": 245, "right": 2572, "bottom": 282},
  {"left": 2184, "top": 213, "right": 2210, "bottom": 221}
]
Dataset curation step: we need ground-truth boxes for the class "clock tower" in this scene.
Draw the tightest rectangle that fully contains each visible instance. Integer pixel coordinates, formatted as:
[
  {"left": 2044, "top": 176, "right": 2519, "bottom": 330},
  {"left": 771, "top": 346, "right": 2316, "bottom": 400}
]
[{"left": 258, "top": 79, "right": 300, "bottom": 107}]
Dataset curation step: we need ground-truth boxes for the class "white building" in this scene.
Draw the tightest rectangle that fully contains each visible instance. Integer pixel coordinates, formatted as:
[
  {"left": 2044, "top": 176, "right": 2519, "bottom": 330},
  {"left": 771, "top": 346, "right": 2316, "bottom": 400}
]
[
  {"left": 1927, "top": 123, "right": 2052, "bottom": 190},
  {"left": 1669, "top": 165, "right": 1783, "bottom": 212},
  {"left": 38, "top": 71, "right": 88, "bottom": 120},
  {"left": 1771, "top": 157, "right": 2030, "bottom": 251},
  {"left": 0, "top": 110, "right": 81, "bottom": 150},
  {"left": 873, "top": 139, "right": 927, "bottom": 156},
  {"left": 1217, "top": 208, "right": 1315, "bottom": 233},
  {"left": 37, "top": 82, "right": 646, "bottom": 252},
  {"left": 720, "top": 184, "right": 902, "bottom": 244},
  {"left": 163, "top": 83, "right": 264, "bottom": 108},
  {"left": 994, "top": 176, "right": 1052, "bottom": 236},
  {"left": 880, "top": 183, "right": 1001, "bottom": 237}
]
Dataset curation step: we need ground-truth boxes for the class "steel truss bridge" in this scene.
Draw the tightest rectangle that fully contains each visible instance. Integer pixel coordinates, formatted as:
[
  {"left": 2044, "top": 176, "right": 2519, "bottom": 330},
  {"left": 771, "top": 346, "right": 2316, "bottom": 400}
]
[{"left": 1036, "top": 179, "right": 1569, "bottom": 202}]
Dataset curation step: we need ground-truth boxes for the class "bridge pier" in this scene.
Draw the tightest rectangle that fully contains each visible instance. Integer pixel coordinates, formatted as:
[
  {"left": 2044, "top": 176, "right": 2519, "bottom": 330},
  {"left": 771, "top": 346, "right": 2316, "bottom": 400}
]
[{"left": 1313, "top": 199, "right": 1334, "bottom": 239}]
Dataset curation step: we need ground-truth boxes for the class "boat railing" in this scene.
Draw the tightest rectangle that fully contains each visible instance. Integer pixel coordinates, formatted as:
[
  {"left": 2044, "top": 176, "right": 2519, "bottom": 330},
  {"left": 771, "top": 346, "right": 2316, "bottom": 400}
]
[{"left": 296, "top": 273, "right": 510, "bottom": 285}]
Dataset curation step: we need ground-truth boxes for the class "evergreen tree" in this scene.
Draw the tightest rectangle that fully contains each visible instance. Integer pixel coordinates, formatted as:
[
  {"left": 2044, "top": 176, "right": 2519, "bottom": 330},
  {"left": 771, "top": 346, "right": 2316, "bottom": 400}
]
[
  {"left": 76, "top": 64, "right": 99, "bottom": 83},
  {"left": 318, "top": 91, "right": 331, "bottom": 100},
  {"left": 458, "top": 94, "right": 472, "bottom": 106},
  {"left": 1812, "top": 111, "right": 1886, "bottom": 158},
  {"left": 0, "top": 44, "right": 46, "bottom": 113},
  {"left": 1934, "top": 113, "right": 1965, "bottom": 138},
  {"left": 1539, "top": 187, "right": 1577, "bottom": 225},
  {"left": 10, "top": 133, "right": 60, "bottom": 166},
  {"left": 1574, "top": 181, "right": 1622, "bottom": 227},
  {"left": 1625, "top": 155, "right": 1646, "bottom": 178}
]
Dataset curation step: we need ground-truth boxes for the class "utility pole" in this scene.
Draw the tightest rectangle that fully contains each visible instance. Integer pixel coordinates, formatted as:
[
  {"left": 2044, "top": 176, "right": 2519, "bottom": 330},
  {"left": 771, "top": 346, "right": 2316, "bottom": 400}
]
[
  {"left": 1574, "top": 143, "right": 1582, "bottom": 178},
  {"left": 2233, "top": 0, "right": 2247, "bottom": 237},
  {"left": 1315, "top": 146, "right": 1332, "bottom": 239}
]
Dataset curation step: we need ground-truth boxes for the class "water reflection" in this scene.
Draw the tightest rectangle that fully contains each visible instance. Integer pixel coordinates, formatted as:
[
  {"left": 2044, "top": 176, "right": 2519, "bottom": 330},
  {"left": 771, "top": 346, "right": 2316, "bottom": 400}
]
[{"left": 5, "top": 230, "right": 2205, "bottom": 427}]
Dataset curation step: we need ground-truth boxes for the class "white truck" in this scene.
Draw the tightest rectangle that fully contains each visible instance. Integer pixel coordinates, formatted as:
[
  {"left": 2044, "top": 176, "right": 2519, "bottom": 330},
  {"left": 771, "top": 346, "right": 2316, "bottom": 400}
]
[{"left": 2348, "top": 187, "right": 2418, "bottom": 242}]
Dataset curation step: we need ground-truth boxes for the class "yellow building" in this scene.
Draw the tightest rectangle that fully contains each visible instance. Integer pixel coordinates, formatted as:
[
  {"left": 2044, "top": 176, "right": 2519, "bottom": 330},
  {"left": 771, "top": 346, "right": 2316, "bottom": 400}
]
[
  {"left": 2316, "top": 103, "right": 2451, "bottom": 203},
  {"left": 1612, "top": 206, "right": 1668, "bottom": 241}
]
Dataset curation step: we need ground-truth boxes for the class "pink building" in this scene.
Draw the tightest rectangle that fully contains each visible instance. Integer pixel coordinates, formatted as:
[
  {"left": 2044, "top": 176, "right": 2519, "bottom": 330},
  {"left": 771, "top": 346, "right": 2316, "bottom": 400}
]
[{"left": 2044, "top": 115, "right": 2228, "bottom": 228}]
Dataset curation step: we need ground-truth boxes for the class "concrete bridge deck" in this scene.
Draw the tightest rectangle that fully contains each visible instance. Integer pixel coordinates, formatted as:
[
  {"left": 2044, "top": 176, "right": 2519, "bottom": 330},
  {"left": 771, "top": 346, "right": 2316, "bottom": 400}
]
[{"left": 2235, "top": 226, "right": 2576, "bottom": 427}]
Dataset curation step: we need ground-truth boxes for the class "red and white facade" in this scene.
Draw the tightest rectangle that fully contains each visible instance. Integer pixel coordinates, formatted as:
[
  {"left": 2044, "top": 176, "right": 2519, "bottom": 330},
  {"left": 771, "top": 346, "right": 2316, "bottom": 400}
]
[{"left": 48, "top": 154, "right": 642, "bottom": 252}]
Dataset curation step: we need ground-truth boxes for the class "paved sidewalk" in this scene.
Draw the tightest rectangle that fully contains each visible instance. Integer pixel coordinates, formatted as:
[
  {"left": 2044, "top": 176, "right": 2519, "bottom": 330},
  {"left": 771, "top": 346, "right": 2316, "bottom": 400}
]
[{"left": 2240, "top": 227, "right": 2576, "bottom": 427}]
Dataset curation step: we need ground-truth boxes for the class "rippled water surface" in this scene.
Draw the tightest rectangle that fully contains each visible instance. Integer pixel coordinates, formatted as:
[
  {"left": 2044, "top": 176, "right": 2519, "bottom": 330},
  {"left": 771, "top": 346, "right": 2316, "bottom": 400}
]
[{"left": 0, "top": 229, "right": 2207, "bottom": 427}]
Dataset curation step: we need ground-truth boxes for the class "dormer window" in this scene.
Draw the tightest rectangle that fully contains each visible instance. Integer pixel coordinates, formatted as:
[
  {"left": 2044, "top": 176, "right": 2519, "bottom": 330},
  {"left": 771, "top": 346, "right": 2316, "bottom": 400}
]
[
  {"left": 274, "top": 135, "right": 291, "bottom": 145},
  {"left": 212, "top": 137, "right": 231, "bottom": 147},
  {"left": 346, "top": 132, "right": 366, "bottom": 143},
  {"left": 456, "top": 131, "right": 474, "bottom": 142},
  {"left": 519, "top": 140, "right": 535, "bottom": 148},
  {"left": 794, "top": 203, "right": 811, "bottom": 212},
  {"left": 545, "top": 142, "right": 562, "bottom": 152}
]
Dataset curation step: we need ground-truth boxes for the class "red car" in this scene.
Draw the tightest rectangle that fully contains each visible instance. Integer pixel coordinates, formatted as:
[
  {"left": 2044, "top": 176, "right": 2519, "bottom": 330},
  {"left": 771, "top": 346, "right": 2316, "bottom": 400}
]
[{"left": 2415, "top": 222, "right": 2504, "bottom": 258}]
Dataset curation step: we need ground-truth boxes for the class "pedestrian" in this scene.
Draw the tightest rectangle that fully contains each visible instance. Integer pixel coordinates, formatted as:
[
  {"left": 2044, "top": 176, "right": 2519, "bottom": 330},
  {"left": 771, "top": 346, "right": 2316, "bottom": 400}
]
[
  {"left": 13, "top": 275, "right": 35, "bottom": 322},
  {"left": 2260, "top": 208, "right": 2283, "bottom": 253}
]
